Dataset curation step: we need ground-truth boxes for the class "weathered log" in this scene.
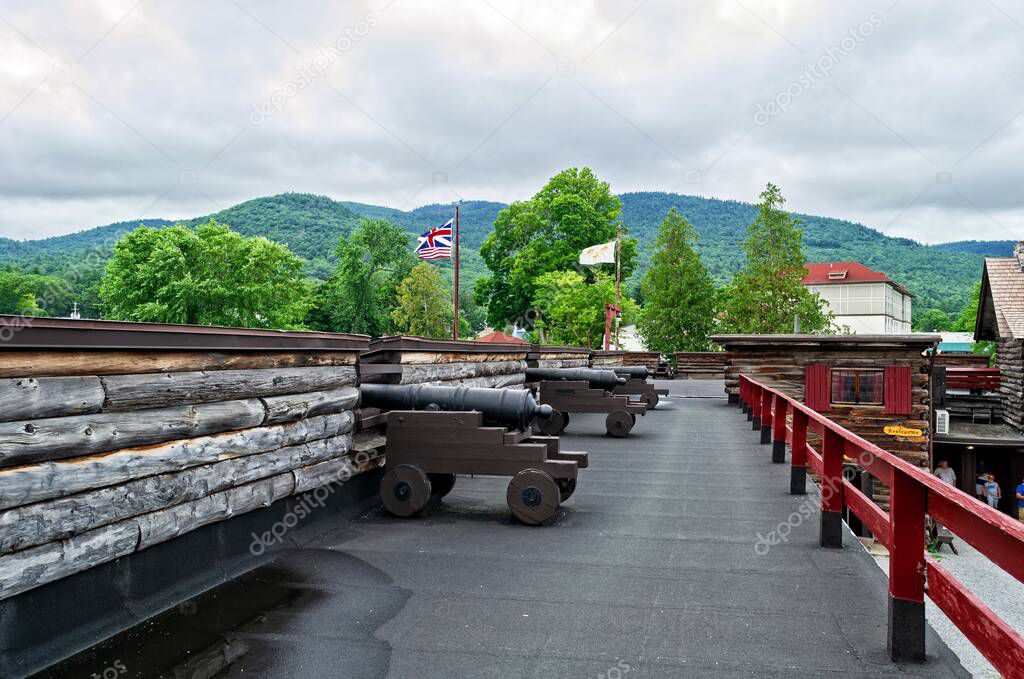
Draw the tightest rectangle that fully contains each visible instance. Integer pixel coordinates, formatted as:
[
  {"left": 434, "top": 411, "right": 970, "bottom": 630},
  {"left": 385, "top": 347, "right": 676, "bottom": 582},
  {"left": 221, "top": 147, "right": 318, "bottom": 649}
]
[
  {"left": 100, "top": 366, "right": 357, "bottom": 410},
  {"left": 396, "top": 351, "right": 527, "bottom": 365},
  {"left": 397, "top": 361, "right": 525, "bottom": 385},
  {"left": 136, "top": 472, "right": 295, "bottom": 550},
  {"left": 0, "top": 376, "right": 105, "bottom": 423},
  {"left": 292, "top": 450, "right": 384, "bottom": 493},
  {"left": 0, "top": 434, "right": 353, "bottom": 553},
  {"left": 0, "top": 411, "right": 353, "bottom": 510},
  {"left": 533, "top": 359, "right": 589, "bottom": 369},
  {"left": 0, "top": 350, "right": 356, "bottom": 378},
  {"left": 261, "top": 387, "right": 359, "bottom": 424},
  {"left": 430, "top": 373, "right": 527, "bottom": 389},
  {"left": 0, "top": 399, "right": 267, "bottom": 468},
  {"left": 0, "top": 519, "right": 140, "bottom": 601}
]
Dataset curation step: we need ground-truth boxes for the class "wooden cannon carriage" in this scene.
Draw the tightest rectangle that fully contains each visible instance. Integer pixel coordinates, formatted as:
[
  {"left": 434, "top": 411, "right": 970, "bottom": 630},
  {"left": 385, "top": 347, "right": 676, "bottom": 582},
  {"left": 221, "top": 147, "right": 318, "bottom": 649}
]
[
  {"left": 360, "top": 384, "right": 588, "bottom": 525},
  {"left": 610, "top": 366, "right": 670, "bottom": 409},
  {"left": 526, "top": 368, "right": 647, "bottom": 438}
]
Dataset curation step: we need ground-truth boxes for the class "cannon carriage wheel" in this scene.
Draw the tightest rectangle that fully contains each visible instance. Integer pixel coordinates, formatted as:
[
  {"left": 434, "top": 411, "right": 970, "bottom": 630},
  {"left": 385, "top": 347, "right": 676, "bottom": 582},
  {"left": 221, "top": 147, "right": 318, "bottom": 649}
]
[
  {"left": 535, "top": 409, "right": 569, "bottom": 436},
  {"left": 645, "top": 393, "right": 659, "bottom": 409},
  {"left": 380, "top": 464, "right": 433, "bottom": 517},
  {"left": 428, "top": 472, "right": 456, "bottom": 498},
  {"left": 506, "top": 468, "right": 561, "bottom": 525},
  {"left": 557, "top": 478, "right": 577, "bottom": 502},
  {"left": 605, "top": 410, "right": 634, "bottom": 438}
]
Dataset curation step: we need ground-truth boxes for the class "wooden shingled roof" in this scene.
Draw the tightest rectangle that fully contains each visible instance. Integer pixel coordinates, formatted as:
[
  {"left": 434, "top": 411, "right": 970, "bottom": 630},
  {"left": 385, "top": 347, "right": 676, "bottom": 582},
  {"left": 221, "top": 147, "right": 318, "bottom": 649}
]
[{"left": 976, "top": 256, "right": 1024, "bottom": 341}]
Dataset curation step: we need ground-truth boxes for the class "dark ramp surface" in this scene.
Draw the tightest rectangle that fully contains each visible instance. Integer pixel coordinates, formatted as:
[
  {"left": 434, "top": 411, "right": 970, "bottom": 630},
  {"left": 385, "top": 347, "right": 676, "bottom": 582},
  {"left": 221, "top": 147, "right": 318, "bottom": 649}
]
[{"left": 37, "top": 381, "right": 968, "bottom": 678}]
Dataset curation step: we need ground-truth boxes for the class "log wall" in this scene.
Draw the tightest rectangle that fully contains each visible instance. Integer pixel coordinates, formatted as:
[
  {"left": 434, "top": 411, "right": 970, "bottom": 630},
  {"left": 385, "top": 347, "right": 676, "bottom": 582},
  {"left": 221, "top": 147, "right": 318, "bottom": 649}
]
[
  {"left": 997, "top": 339, "right": 1024, "bottom": 430},
  {"left": 527, "top": 345, "right": 591, "bottom": 370},
  {"left": 674, "top": 352, "right": 727, "bottom": 380},
  {"left": 590, "top": 350, "right": 625, "bottom": 369},
  {"left": 0, "top": 320, "right": 370, "bottom": 601},
  {"left": 361, "top": 336, "right": 530, "bottom": 388}
]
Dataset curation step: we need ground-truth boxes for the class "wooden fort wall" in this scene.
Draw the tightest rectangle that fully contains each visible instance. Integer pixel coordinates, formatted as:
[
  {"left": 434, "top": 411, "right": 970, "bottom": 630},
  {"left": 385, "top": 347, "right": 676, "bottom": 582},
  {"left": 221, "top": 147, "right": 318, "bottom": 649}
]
[{"left": 0, "top": 317, "right": 372, "bottom": 601}]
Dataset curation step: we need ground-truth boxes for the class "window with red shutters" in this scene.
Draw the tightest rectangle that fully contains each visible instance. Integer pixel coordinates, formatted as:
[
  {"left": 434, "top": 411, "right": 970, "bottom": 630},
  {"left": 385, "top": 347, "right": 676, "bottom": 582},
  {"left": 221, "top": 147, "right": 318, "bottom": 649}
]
[
  {"left": 804, "top": 364, "right": 831, "bottom": 411},
  {"left": 884, "top": 365, "right": 913, "bottom": 415}
]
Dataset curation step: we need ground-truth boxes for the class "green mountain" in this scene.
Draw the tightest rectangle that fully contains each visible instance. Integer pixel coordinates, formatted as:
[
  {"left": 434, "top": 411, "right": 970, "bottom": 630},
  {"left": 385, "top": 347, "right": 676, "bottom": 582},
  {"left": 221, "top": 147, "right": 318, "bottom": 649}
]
[
  {"left": 0, "top": 191, "right": 989, "bottom": 323},
  {"left": 932, "top": 240, "right": 1015, "bottom": 257}
]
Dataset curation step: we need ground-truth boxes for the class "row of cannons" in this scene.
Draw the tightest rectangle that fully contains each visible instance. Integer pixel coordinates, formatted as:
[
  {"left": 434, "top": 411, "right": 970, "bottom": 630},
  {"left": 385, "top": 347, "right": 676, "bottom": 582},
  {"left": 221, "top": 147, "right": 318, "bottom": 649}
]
[{"left": 360, "top": 366, "right": 669, "bottom": 525}]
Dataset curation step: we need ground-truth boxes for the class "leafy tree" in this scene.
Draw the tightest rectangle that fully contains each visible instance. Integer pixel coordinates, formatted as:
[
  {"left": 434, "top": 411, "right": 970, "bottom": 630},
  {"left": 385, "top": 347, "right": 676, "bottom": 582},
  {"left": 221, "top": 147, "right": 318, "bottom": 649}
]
[
  {"left": 0, "top": 269, "right": 65, "bottom": 316},
  {"left": 531, "top": 270, "right": 636, "bottom": 348},
  {"left": 951, "top": 282, "right": 981, "bottom": 332},
  {"left": 637, "top": 209, "right": 718, "bottom": 351},
  {"left": 311, "top": 218, "right": 416, "bottom": 335},
  {"left": 476, "top": 167, "right": 637, "bottom": 327},
  {"left": 100, "top": 220, "right": 312, "bottom": 328},
  {"left": 914, "top": 308, "right": 951, "bottom": 332},
  {"left": 720, "top": 183, "right": 833, "bottom": 334},
  {"left": 391, "top": 263, "right": 454, "bottom": 338}
]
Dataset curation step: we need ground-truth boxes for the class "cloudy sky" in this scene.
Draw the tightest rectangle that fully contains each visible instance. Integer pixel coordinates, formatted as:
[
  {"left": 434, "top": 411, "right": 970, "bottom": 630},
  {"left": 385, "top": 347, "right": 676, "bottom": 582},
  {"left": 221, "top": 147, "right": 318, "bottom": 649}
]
[{"left": 1, "top": 0, "right": 1022, "bottom": 243}]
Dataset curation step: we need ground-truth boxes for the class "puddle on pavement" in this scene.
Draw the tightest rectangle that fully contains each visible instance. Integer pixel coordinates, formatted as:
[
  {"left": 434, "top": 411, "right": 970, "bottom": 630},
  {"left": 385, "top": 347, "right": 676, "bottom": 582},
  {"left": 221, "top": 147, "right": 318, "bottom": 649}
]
[{"left": 31, "top": 550, "right": 408, "bottom": 679}]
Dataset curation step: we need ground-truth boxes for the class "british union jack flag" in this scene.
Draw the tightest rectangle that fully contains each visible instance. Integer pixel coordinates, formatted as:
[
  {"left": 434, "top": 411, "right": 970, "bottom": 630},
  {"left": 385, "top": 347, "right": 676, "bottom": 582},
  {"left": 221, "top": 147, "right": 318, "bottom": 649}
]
[{"left": 415, "top": 219, "right": 453, "bottom": 260}]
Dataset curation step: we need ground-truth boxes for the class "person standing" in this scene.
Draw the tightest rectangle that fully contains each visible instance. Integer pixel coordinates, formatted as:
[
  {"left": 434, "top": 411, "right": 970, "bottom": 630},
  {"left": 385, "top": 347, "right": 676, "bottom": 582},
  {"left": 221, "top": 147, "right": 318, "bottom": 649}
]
[
  {"left": 933, "top": 459, "right": 956, "bottom": 487},
  {"left": 1016, "top": 476, "right": 1024, "bottom": 523},
  {"left": 984, "top": 474, "right": 1002, "bottom": 509}
]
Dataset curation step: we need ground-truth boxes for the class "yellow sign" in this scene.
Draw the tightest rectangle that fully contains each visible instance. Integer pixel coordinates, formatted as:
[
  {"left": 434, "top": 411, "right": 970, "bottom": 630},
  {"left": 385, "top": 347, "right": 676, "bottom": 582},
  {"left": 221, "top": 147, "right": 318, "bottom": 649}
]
[{"left": 884, "top": 425, "right": 923, "bottom": 437}]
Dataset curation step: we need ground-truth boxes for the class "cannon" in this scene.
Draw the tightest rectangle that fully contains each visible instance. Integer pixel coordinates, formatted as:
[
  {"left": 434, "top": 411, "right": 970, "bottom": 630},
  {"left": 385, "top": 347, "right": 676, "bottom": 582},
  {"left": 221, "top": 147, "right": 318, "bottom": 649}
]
[
  {"left": 610, "top": 367, "right": 670, "bottom": 409},
  {"left": 524, "top": 369, "right": 647, "bottom": 438},
  {"left": 361, "top": 383, "right": 552, "bottom": 431},
  {"left": 359, "top": 384, "right": 587, "bottom": 525},
  {"left": 525, "top": 367, "right": 625, "bottom": 391},
  {"left": 613, "top": 366, "right": 649, "bottom": 379}
]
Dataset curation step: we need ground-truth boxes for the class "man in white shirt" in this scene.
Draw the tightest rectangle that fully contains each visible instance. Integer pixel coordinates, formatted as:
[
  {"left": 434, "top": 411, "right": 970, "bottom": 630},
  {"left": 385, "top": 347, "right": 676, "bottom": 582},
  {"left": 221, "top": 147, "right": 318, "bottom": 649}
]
[{"left": 933, "top": 459, "right": 956, "bottom": 487}]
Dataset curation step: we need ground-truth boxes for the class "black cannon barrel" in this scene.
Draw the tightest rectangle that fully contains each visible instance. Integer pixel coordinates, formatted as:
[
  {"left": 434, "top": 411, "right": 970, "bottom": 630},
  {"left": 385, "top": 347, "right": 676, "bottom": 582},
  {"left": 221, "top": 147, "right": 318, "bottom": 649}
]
[
  {"left": 525, "top": 367, "right": 626, "bottom": 390},
  {"left": 360, "top": 383, "right": 552, "bottom": 431},
  {"left": 613, "top": 366, "right": 649, "bottom": 379}
]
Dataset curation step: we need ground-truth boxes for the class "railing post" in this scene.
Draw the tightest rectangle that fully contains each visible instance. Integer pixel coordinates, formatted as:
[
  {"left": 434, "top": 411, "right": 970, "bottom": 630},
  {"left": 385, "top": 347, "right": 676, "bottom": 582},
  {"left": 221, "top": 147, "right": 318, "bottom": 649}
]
[
  {"left": 819, "top": 428, "right": 844, "bottom": 548},
  {"left": 751, "top": 383, "right": 762, "bottom": 431},
  {"left": 744, "top": 379, "right": 753, "bottom": 421},
  {"left": 790, "top": 408, "right": 808, "bottom": 494},
  {"left": 771, "top": 394, "right": 787, "bottom": 463},
  {"left": 759, "top": 389, "right": 773, "bottom": 445},
  {"left": 887, "top": 467, "right": 926, "bottom": 662}
]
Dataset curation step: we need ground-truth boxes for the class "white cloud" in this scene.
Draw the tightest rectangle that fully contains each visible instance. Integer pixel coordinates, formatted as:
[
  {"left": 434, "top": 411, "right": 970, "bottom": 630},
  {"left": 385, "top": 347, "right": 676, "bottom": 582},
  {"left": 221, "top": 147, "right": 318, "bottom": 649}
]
[{"left": 0, "top": 0, "right": 1022, "bottom": 242}]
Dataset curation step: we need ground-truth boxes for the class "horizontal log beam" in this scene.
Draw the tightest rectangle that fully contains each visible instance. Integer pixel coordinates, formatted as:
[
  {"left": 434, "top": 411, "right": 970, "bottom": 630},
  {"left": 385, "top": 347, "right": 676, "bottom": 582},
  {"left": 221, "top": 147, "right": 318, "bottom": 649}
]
[
  {"left": 0, "top": 376, "right": 105, "bottom": 423},
  {"left": 100, "top": 366, "right": 356, "bottom": 411},
  {"left": 0, "top": 411, "right": 353, "bottom": 510}
]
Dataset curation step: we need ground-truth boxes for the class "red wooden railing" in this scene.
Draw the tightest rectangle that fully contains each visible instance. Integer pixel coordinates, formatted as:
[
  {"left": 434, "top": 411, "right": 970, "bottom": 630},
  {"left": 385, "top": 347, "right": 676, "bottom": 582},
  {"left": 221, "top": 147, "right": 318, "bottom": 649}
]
[
  {"left": 946, "top": 367, "right": 1000, "bottom": 392},
  {"left": 739, "top": 374, "right": 1024, "bottom": 675}
]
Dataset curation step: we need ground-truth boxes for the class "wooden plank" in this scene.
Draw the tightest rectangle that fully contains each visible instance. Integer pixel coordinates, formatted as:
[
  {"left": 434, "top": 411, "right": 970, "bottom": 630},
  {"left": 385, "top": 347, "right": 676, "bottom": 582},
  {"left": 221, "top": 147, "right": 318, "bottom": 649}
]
[
  {"left": 0, "top": 399, "right": 268, "bottom": 468},
  {"left": 0, "top": 350, "right": 356, "bottom": 378},
  {"left": 926, "top": 558, "right": 1024, "bottom": 679},
  {"left": 0, "top": 411, "right": 353, "bottom": 510},
  {"left": 0, "top": 376, "right": 105, "bottom": 422},
  {"left": 0, "top": 434, "right": 352, "bottom": 553},
  {"left": 100, "top": 366, "right": 357, "bottom": 410},
  {"left": 261, "top": 387, "right": 359, "bottom": 424},
  {"left": 396, "top": 351, "right": 528, "bottom": 364}
]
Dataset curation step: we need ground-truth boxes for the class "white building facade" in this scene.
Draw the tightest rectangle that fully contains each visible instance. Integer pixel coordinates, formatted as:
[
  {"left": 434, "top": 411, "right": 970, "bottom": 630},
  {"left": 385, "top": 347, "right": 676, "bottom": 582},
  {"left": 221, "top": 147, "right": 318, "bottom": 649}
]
[{"left": 802, "top": 263, "right": 913, "bottom": 334}]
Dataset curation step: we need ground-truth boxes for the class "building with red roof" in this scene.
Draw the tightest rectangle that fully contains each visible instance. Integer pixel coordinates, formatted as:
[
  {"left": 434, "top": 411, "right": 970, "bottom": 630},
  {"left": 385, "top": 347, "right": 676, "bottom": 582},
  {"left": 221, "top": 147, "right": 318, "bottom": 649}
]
[
  {"left": 475, "top": 330, "right": 528, "bottom": 344},
  {"left": 802, "top": 262, "right": 913, "bottom": 334}
]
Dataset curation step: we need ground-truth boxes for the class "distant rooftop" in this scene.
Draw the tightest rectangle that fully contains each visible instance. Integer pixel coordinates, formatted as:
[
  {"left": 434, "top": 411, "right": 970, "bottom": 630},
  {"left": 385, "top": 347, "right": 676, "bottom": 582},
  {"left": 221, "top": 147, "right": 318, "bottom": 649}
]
[
  {"left": 802, "top": 262, "right": 913, "bottom": 296},
  {"left": 475, "top": 330, "right": 527, "bottom": 344},
  {"left": 976, "top": 254, "right": 1024, "bottom": 341}
]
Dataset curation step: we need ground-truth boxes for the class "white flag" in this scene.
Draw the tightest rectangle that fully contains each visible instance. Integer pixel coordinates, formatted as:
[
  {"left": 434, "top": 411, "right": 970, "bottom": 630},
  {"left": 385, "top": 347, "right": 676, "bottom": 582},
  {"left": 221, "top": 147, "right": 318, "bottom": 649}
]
[{"left": 579, "top": 240, "right": 616, "bottom": 265}]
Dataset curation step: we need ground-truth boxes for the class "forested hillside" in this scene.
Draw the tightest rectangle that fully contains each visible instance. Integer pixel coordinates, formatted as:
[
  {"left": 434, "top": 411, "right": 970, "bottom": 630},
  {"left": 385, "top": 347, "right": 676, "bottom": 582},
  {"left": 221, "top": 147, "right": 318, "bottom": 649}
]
[{"left": 0, "top": 191, "right": 989, "bottom": 323}]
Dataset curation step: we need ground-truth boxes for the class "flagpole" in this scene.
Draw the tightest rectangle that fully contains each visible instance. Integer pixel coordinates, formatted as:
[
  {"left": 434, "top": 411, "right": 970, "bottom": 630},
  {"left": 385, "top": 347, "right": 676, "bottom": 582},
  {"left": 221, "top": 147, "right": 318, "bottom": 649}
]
[
  {"left": 614, "top": 223, "right": 621, "bottom": 350},
  {"left": 453, "top": 201, "right": 460, "bottom": 340}
]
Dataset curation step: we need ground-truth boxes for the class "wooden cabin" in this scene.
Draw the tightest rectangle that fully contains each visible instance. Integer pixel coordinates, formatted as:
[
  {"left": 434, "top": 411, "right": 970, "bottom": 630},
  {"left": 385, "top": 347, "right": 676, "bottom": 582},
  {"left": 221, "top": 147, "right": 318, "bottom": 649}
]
[
  {"left": 976, "top": 248, "right": 1024, "bottom": 430},
  {"left": 712, "top": 334, "right": 939, "bottom": 476}
]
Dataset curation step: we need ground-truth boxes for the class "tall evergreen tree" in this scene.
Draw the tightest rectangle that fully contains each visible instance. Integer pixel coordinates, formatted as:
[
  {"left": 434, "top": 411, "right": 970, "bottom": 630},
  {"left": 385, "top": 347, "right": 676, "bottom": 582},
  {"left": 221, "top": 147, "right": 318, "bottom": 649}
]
[
  {"left": 637, "top": 209, "right": 717, "bottom": 351},
  {"left": 721, "top": 183, "right": 832, "bottom": 334}
]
